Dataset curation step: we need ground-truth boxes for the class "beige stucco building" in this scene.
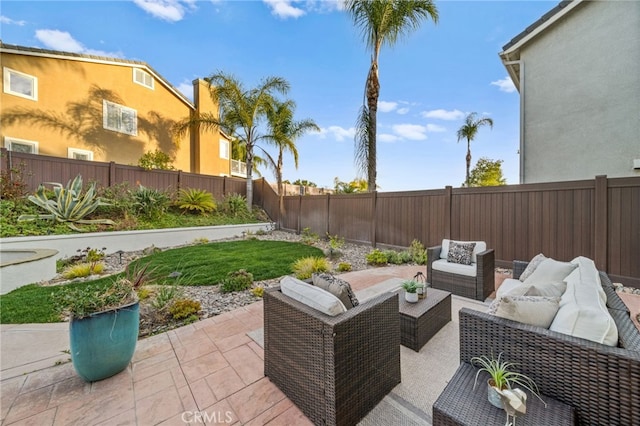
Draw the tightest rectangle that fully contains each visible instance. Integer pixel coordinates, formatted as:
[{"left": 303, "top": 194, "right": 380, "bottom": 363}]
[
  {"left": 0, "top": 42, "right": 236, "bottom": 177},
  {"left": 500, "top": 0, "right": 640, "bottom": 183}
]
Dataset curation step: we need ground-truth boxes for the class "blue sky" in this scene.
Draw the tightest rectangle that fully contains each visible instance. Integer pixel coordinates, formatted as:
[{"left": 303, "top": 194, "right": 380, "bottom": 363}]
[{"left": 1, "top": 0, "right": 557, "bottom": 191}]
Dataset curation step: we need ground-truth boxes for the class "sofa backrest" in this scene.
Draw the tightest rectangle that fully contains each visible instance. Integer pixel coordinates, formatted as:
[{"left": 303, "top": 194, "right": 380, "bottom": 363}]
[{"left": 440, "top": 239, "right": 487, "bottom": 264}]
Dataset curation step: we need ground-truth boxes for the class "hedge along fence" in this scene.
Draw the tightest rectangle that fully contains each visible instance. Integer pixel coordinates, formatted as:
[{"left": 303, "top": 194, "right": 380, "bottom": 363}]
[
  {"left": 253, "top": 176, "right": 640, "bottom": 288},
  {"left": 0, "top": 148, "right": 247, "bottom": 200}
]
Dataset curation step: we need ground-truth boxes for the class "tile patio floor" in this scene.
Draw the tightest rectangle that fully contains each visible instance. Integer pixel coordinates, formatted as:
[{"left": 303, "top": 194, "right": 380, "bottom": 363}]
[{"left": 1, "top": 265, "right": 430, "bottom": 426}]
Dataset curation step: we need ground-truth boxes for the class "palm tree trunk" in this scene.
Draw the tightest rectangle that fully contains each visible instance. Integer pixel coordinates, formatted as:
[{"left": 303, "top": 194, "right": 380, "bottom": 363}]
[
  {"left": 465, "top": 138, "right": 472, "bottom": 186},
  {"left": 277, "top": 151, "right": 284, "bottom": 215},
  {"left": 366, "top": 61, "right": 380, "bottom": 192},
  {"left": 245, "top": 145, "right": 254, "bottom": 210}
]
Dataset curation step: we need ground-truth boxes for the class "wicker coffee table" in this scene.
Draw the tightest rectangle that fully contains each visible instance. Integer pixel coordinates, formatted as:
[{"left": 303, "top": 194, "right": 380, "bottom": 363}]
[
  {"left": 433, "top": 362, "right": 576, "bottom": 425},
  {"left": 398, "top": 287, "right": 451, "bottom": 351}
]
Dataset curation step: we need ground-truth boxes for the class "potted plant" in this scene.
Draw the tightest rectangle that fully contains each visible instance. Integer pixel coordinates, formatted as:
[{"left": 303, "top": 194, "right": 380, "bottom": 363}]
[
  {"left": 54, "top": 263, "right": 150, "bottom": 382},
  {"left": 471, "top": 352, "right": 545, "bottom": 409},
  {"left": 401, "top": 280, "right": 419, "bottom": 303}
]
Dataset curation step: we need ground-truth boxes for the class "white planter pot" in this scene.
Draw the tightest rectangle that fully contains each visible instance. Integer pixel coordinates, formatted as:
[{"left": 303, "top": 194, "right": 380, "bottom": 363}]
[{"left": 405, "top": 292, "right": 419, "bottom": 303}]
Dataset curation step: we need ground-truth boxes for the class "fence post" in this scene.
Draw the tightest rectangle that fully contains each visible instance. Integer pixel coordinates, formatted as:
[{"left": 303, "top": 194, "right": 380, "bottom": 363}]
[
  {"left": 177, "top": 170, "right": 182, "bottom": 191},
  {"left": 297, "top": 195, "right": 302, "bottom": 234},
  {"left": 371, "top": 191, "right": 378, "bottom": 248},
  {"left": 109, "top": 162, "right": 116, "bottom": 187},
  {"left": 326, "top": 193, "right": 331, "bottom": 236},
  {"left": 594, "top": 175, "right": 608, "bottom": 271},
  {"left": 444, "top": 186, "right": 452, "bottom": 239},
  {"left": 222, "top": 176, "right": 227, "bottom": 196}
]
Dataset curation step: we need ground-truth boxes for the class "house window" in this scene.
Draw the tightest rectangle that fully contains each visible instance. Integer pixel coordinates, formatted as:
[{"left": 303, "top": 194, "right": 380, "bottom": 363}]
[
  {"left": 68, "top": 148, "right": 93, "bottom": 161},
  {"left": 220, "top": 139, "right": 229, "bottom": 160},
  {"left": 133, "top": 68, "right": 154, "bottom": 90},
  {"left": 4, "top": 137, "right": 39, "bottom": 154},
  {"left": 103, "top": 100, "right": 138, "bottom": 136},
  {"left": 3, "top": 67, "right": 38, "bottom": 100}
]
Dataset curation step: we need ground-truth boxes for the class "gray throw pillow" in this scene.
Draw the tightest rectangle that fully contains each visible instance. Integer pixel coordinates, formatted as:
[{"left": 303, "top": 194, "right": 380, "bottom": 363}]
[
  {"left": 447, "top": 241, "right": 476, "bottom": 265},
  {"left": 312, "top": 273, "right": 359, "bottom": 309}
]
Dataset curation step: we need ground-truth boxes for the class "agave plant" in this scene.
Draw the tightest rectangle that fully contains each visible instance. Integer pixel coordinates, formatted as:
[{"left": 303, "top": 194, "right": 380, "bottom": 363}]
[
  {"left": 176, "top": 188, "right": 216, "bottom": 214},
  {"left": 18, "top": 175, "right": 115, "bottom": 231}
]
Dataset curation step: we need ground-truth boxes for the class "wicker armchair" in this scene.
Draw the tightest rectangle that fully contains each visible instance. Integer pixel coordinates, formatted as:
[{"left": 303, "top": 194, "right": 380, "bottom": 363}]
[
  {"left": 264, "top": 287, "right": 401, "bottom": 426},
  {"left": 458, "top": 263, "right": 640, "bottom": 426},
  {"left": 427, "top": 241, "right": 494, "bottom": 301}
]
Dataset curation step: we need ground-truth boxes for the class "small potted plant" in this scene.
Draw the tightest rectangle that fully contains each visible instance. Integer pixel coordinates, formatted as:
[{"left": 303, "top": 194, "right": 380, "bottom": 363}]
[
  {"left": 54, "top": 263, "right": 151, "bottom": 382},
  {"left": 401, "top": 280, "right": 419, "bottom": 303},
  {"left": 471, "top": 352, "right": 545, "bottom": 409}
]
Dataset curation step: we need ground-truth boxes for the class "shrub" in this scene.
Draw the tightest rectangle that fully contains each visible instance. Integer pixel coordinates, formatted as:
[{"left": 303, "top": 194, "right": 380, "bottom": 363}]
[
  {"left": 409, "top": 239, "right": 428, "bottom": 265},
  {"left": 220, "top": 269, "right": 254, "bottom": 293},
  {"left": 176, "top": 188, "right": 216, "bottom": 214},
  {"left": 152, "top": 286, "right": 180, "bottom": 310},
  {"left": 327, "top": 233, "right": 344, "bottom": 258},
  {"left": 250, "top": 285, "right": 265, "bottom": 298},
  {"left": 132, "top": 185, "right": 171, "bottom": 219},
  {"left": 383, "top": 250, "right": 403, "bottom": 265},
  {"left": 0, "top": 160, "right": 31, "bottom": 201},
  {"left": 292, "top": 256, "right": 330, "bottom": 280},
  {"left": 138, "top": 149, "right": 175, "bottom": 170},
  {"left": 221, "top": 193, "right": 249, "bottom": 217},
  {"left": 169, "top": 299, "right": 201, "bottom": 320},
  {"left": 137, "top": 287, "right": 152, "bottom": 300},
  {"left": 77, "top": 247, "right": 106, "bottom": 272},
  {"left": 366, "top": 249, "right": 387, "bottom": 266},
  {"left": 301, "top": 227, "right": 319, "bottom": 245},
  {"left": 337, "top": 262, "right": 352, "bottom": 272}
]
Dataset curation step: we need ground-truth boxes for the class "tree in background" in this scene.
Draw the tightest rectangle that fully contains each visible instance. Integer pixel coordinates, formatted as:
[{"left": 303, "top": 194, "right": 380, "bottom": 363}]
[
  {"left": 262, "top": 99, "right": 319, "bottom": 211},
  {"left": 457, "top": 112, "right": 494, "bottom": 187},
  {"left": 291, "top": 179, "right": 317, "bottom": 187},
  {"left": 346, "top": 0, "right": 438, "bottom": 193},
  {"left": 137, "top": 149, "right": 175, "bottom": 170},
  {"left": 173, "top": 72, "right": 289, "bottom": 209},
  {"left": 466, "top": 157, "right": 506, "bottom": 187},
  {"left": 333, "top": 177, "right": 369, "bottom": 194}
]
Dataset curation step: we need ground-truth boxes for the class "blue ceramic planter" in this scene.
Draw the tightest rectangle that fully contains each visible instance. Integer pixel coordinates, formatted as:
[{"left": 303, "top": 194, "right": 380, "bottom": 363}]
[{"left": 69, "top": 301, "right": 139, "bottom": 382}]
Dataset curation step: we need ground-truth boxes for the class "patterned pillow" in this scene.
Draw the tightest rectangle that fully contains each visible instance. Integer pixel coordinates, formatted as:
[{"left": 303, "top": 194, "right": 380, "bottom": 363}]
[
  {"left": 518, "top": 253, "right": 547, "bottom": 282},
  {"left": 447, "top": 241, "right": 476, "bottom": 265},
  {"left": 488, "top": 295, "right": 561, "bottom": 328},
  {"left": 312, "top": 273, "right": 359, "bottom": 309}
]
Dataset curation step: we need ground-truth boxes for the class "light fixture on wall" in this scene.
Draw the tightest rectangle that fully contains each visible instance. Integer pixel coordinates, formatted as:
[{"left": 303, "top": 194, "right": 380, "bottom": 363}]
[{"left": 634, "top": 159, "right": 640, "bottom": 170}]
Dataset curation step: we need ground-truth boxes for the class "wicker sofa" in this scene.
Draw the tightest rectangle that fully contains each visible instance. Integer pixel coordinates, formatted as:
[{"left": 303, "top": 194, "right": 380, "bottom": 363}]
[
  {"left": 263, "top": 287, "right": 401, "bottom": 426},
  {"left": 427, "top": 240, "right": 495, "bottom": 301},
  {"left": 458, "top": 260, "right": 640, "bottom": 426}
]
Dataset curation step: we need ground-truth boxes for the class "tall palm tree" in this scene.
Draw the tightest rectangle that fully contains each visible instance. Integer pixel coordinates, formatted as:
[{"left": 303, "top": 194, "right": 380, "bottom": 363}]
[
  {"left": 173, "top": 72, "right": 289, "bottom": 209},
  {"left": 346, "top": 0, "right": 438, "bottom": 192},
  {"left": 457, "top": 112, "right": 494, "bottom": 186},
  {"left": 262, "top": 99, "right": 319, "bottom": 211}
]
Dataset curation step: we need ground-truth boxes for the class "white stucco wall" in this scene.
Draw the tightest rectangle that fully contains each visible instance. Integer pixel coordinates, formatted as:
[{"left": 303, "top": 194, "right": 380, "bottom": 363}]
[{"left": 521, "top": 0, "right": 640, "bottom": 183}]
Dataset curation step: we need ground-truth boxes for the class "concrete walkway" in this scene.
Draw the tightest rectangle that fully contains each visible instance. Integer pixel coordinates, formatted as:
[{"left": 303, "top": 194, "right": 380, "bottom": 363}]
[{"left": 0, "top": 266, "right": 424, "bottom": 425}]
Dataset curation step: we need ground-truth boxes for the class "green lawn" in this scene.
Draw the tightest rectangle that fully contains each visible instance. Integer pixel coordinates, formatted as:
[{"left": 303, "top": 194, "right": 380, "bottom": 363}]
[{"left": 0, "top": 239, "right": 324, "bottom": 324}]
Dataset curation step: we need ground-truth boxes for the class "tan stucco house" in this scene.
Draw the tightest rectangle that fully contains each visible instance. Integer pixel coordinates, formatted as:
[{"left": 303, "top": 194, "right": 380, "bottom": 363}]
[
  {"left": 0, "top": 42, "right": 238, "bottom": 177},
  {"left": 500, "top": 0, "right": 640, "bottom": 183}
]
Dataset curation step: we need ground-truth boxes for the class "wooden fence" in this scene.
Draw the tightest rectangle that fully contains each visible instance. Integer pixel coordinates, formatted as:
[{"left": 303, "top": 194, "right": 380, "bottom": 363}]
[
  {"left": 254, "top": 176, "right": 640, "bottom": 287},
  {"left": 0, "top": 148, "right": 246, "bottom": 199}
]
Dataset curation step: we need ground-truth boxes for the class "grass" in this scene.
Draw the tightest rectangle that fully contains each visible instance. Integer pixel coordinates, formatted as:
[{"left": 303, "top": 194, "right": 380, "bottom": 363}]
[{"left": 0, "top": 239, "right": 324, "bottom": 324}]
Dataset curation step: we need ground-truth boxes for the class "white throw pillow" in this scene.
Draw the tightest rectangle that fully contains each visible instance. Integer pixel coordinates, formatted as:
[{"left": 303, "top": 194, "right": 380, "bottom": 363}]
[
  {"left": 518, "top": 253, "right": 547, "bottom": 282},
  {"left": 505, "top": 280, "right": 567, "bottom": 298},
  {"left": 522, "top": 258, "right": 577, "bottom": 286},
  {"left": 280, "top": 276, "right": 347, "bottom": 316},
  {"left": 488, "top": 296, "right": 561, "bottom": 328}
]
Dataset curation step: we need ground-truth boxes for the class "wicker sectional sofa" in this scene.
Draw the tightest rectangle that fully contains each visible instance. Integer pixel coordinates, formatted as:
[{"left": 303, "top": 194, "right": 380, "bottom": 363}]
[{"left": 458, "top": 261, "right": 640, "bottom": 426}]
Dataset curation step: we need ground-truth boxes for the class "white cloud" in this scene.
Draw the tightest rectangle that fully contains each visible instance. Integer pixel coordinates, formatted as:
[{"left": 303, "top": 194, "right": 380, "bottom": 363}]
[
  {"left": 392, "top": 124, "right": 427, "bottom": 141},
  {"left": 317, "top": 126, "right": 355, "bottom": 142},
  {"left": 421, "top": 109, "right": 465, "bottom": 121},
  {"left": 378, "top": 101, "right": 398, "bottom": 113},
  {"left": 396, "top": 107, "right": 409, "bottom": 115},
  {"left": 378, "top": 133, "right": 400, "bottom": 143},
  {"left": 133, "top": 0, "right": 195, "bottom": 22},
  {"left": 176, "top": 81, "right": 194, "bottom": 100},
  {"left": 426, "top": 124, "right": 446, "bottom": 132},
  {"left": 34, "top": 30, "right": 122, "bottom": 57},
  {"left": 1, "top": 16, "right": 27, "bottom": 26},
  {"left": 263, "top": 0, "right": 305, "bottom": 19},
  {"left": 491, "top": 76, "right": 516, "bottom": 93}
]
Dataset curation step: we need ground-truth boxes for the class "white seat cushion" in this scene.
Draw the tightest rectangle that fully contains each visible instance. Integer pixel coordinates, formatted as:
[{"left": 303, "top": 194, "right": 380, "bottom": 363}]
[
  {"left": 280, "top": 276, "right": 347, "bottom": 316},
  {"left": 432, "top": 259, "right": 476, "bottom": 277},
  {"left": 549, "top": 257, "right": 618, "bottom": 346},
  {"left": 439, "top": 239, "right": 487, "bottom": 264},
  {"left": 496, "top": 278, "right": 527, "bottom": 299}
]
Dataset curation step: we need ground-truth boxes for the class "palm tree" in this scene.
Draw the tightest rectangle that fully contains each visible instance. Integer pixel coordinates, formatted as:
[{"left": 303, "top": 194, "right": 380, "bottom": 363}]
[
  {"left": 456, "top": 112, "right": 494, "bottom": 186},
  {"left": 346, "top": 0, "right": 438, "bottom": 192},
  {"left": 173, "top": 72, "right": 289, "bottom": 209},
  {"left": 262, "top": 99, "right": 319, "bottom": 211}
]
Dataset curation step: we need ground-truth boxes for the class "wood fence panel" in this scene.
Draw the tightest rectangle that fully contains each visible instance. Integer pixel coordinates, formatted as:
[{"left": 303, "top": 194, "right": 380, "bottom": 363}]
[
  {"left": 281, "top": 196, "right": 300, "bottom": 232},
  {"left": 299, "top": 196, "right": 328, "bottom": 237},
  {"left": 226, "top": 179, "right": 247, "bottom": 196},
  {"left": 328, "top": 194, "right": 373, "bottom": 244},
  {"left": 608, "top": 178, "right": 640, "bottom": 280},
  {"left": 179, "top": 173, "right": 226, "bottom": 199},
  {"left": 115, "top": 165, "right": 178, "bottom": 190}
]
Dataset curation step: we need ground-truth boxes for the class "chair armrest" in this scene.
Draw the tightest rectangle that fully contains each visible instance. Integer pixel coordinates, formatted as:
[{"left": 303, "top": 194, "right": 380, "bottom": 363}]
[
  {"left": 512, "top": 260, "right": 529, "bottom": 280},
  {"left": 427, "top": 245, "right": 442, "bottom": 283},
  {"left": 458, "top": 307, "right": 640, "bottom": 425},
  {"left": 476, "top": 249, "right": 495, "bottom": 300}
]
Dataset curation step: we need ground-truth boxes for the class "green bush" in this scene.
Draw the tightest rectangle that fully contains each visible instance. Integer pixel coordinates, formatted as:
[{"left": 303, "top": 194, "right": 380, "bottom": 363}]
[
  {"left": 176, "top": 188, "right": 216, "bottom": 214},
  {"left": 152, "top": 286, "right": 180, "bottom": 310},
  {"left": 169, "top": 299, "right": 201, "bottom": 320},
  {"left": 220, "top": 269, "right": 254, "bottom": 293},
  {"left": 366, "top": 249, "right": 387, "bottom": 266},
  {"left": 132, "top": 185, "right": 171, "bottom": 219},
  {"left": 292, "top": 256, "right": 330, "bottom": 280},
  {"left": 383, "top": 250, "right": 403, "bottom": 265},
  {"left": 301, "top": 227, "right": 319, "bottom": 245},
  {"left": 337, "top": 262, "right": 352, "bottom": 272},
  {"left": 221, "top": 193, "right": 249, "bottom": 217},
  {"left": 138, "top": 149, "right": 175, "bottom": 170},
  {"left": 409, "top": 239, "right": 428, "bottom": 265},
  {"left": 62, "top": 262, "right": 104, "bottom": 279}
]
